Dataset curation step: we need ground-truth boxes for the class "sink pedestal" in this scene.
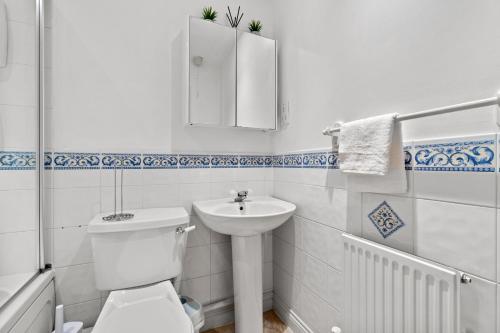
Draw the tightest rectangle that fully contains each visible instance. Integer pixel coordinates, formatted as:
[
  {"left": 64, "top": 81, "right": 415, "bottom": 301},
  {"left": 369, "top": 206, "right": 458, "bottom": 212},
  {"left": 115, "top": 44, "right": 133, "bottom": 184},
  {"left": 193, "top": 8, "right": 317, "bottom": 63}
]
[{"left": 231, "top": 234, "right": 263, "bottom": 333}]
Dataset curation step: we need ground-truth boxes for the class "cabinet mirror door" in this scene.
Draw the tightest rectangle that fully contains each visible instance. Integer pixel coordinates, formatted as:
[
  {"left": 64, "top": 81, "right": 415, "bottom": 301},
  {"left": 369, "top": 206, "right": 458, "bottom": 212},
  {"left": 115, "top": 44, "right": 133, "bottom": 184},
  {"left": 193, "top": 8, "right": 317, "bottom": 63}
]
[
  {"left": 236, "top": 31, "right": 277, "bottom": 130},
  {"left": 188, "top": 18, "right": 236, "bottom": 126}
]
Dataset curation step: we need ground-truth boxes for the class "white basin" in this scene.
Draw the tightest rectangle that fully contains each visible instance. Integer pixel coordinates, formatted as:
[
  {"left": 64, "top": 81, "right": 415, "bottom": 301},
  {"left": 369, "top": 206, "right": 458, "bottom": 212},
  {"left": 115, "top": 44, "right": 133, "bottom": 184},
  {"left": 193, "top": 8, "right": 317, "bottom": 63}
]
[
  {"left": 193, "top": 196, "right": 296, "bottom": 333},
  {"left": 193, "top": 196, "right": 296, "bottom": 236}
]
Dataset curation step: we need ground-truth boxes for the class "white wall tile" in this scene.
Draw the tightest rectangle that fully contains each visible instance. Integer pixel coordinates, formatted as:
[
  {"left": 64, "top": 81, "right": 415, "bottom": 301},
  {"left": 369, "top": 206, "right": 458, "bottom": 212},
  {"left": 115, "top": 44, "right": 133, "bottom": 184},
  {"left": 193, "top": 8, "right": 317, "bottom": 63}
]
[
  {"left": 361, "top": 194, "right": 414, "bottom": 254},
  {"left": 0, "top": 189, "right": 36, "bottom": 233},
  {"left": 4, "top": 0, "right": 36, "bottom": 24},
  {"left": 0, "top": 170, "right": 36, "bottom": 191},
  {"left": 415, "top": 199, "right": 496, "bottom": 280},
  {"left": 101, "top": 185, "right": 142, "bottom": 213},
  {"left": 325, "top": 266, "right": 343, "bottom": 311},
  {"left": 180, "top": 276, "right": 211, "bottom": 305},
  {"left": 177, "top": 169, "right": 211, "bottom": 184},
  {"left": 273, "top": 215, "right": 302, "bottom": 248},
  {"left": 182, "top": 245, "right": 210, "bottom": 280},
  {"left": 55, "top": 263, "right": 100, "bottom": 305},
  {"left": 262, "top": 232, "right": 273, "bottom": 263},
  {"left": 7, "top": 20, "right": 36, "bottom": 66},
  {"left": 273, "top": 264, "right": 301, "bottom": 314},
  {"left": 0, "top": 231, "right": 37, "bottom": 275},
  {"left": 186, "top": 214, "right": 210, "bottom": 248},
  {"left": 210, "top": 229, "right": 231, "bottom": 244},
  {"left": 53, "top": 187, "right": 100, "bottom": 227},
  {"left": 273, "top": 236, "right": 301, "bottom": 280},
  {"left": 326, "top": 227, "right": 344, "bottom": 270},
  {"left": 299, "top": 285, "right": 342, "bottom": 333},
  {"left": 64, "top": 299, "right": 101, "bottom": 328},
  {"left": 142, "top": 169, "right": 179, "bottom": 185},
  {"left": 415, "top": 171, "right": 496, "bottom": 207},
  {"left": 460, "top": 275, "right": 497, "bottom": 333},
  {"left": 0, "top": 105, "right": 37, "bottom": 150},
  {"left": 142, "top": 184, "right": 179, "bottom": 209},
  {"left": 210, "top": 242, "right": 232, "bottom": 274},
  {"left": 301, "top": 253, "right": 327, "bottom": 298},
  {"left": 301, "top": 218, "right": 330, "bottom": 263},
  {"left": 52, "top": 169, "right": 100, "bottom": 189},
  {"left": 100, "top": 169, "right": 142, "bottom": 187},
  {"left": 53, "top": 226, "right": 92, "bottom": 268},
  {"left": 263, "top": 261, "right": 273, "bottom": 292},
  {"left": 0, "top": 64, "right": 36, "bottom": 106},
  {"left": 180, "top": 183, "right": 211, "bottom": 215},
  {"left": 211, "top": 271, "right": 233, "bottom": 302}
]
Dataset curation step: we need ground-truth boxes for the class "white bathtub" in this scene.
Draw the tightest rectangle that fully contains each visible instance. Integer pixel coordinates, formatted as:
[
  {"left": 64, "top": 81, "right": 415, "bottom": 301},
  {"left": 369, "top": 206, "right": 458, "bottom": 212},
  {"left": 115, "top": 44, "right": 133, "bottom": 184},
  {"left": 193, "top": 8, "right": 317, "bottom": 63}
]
[
  {"left": 0, "top": 270, "right": 54, "bottom": 333},
  {"left": 0, "top": 273, "right": 37, "bottom": 309}
]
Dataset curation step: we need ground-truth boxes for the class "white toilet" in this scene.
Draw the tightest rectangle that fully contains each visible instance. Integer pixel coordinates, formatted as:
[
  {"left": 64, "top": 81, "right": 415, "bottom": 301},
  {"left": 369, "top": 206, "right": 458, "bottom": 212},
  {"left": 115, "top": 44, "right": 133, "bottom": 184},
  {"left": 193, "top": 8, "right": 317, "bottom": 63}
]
[{"left": 87, "top": 208, "right": 199, "bottom": 333}]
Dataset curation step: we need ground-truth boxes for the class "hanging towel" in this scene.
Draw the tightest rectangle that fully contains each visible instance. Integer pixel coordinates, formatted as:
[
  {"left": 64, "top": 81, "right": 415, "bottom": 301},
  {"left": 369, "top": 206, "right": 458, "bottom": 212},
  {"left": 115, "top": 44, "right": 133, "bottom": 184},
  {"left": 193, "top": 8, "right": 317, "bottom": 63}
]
[{"left": 338, "top": 113, "right": 407, "bottom": 193}]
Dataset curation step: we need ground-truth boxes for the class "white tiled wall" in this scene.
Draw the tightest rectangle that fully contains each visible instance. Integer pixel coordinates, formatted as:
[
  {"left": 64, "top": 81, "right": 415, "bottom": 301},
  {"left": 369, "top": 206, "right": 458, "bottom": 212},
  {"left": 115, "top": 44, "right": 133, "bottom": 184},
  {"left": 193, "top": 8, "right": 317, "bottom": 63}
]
[
  {"left": 0, "top": 0, "right": 38, "bottom": 278},
  {"left": 273, "top": 167, "right": 348, "bottom": 331},
  {"left": 273, "top": 135, "right": 500, "bottom": 333},
  {"left": 45, "top": 166, "right": 273, "bottom": 327}
]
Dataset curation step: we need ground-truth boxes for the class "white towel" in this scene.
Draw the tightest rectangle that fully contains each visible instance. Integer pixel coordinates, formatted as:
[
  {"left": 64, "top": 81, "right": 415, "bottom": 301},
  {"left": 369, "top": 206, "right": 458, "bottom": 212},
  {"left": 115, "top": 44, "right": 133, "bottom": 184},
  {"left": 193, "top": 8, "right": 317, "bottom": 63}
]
[{"left": 338, "top": 113, "right": 407, "bottom": 193}]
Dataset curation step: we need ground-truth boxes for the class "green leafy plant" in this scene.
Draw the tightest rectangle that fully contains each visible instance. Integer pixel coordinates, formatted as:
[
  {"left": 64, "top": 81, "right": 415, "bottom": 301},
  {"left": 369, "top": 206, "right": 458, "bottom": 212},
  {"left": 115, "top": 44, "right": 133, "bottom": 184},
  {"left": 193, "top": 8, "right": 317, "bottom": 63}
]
[
  {"left": 248, "top": 20, "right": 263, "bottom": 32},
  {"left": 202, "top": 6, "right": 217, "bottom": 21}
]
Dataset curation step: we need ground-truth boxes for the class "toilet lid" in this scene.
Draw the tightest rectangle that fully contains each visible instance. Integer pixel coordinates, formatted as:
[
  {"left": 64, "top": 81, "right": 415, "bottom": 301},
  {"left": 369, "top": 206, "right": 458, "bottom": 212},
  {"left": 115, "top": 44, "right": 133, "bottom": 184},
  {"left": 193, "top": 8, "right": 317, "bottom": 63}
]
[{"left": 93, "top": 281, "right": 193, "bottom": 333}]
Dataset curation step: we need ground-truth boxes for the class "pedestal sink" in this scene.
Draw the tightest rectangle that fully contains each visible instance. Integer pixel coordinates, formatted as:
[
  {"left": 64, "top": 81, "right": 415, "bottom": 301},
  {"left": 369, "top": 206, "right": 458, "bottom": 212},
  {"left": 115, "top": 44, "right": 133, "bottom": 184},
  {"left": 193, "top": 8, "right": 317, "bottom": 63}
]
[{"left": 193, "top": 196, "right": 296, "bottom": 333}]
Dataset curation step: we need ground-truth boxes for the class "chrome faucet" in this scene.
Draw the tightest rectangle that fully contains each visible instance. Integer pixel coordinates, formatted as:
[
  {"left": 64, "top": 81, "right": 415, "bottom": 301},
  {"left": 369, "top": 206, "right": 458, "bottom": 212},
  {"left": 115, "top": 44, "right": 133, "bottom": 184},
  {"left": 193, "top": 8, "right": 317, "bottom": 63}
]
[{"left": 234, "top": 190, "right": 248, "bottom": 203}]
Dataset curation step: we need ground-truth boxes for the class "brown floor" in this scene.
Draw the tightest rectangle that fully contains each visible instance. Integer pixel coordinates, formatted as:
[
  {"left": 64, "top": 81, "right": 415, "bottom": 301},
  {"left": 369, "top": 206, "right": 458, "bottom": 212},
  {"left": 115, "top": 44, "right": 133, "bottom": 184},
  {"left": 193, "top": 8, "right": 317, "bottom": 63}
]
[{"left": 202, "top": 310, "right": 292, "bottom": 333}]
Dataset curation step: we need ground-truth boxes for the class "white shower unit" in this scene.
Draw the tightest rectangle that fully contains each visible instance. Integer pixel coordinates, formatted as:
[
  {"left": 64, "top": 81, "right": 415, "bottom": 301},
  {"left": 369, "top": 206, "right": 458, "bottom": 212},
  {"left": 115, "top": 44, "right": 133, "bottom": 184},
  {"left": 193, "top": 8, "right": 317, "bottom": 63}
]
[{"left": 343, "top": 234, "right": 459, "bottom": 333}]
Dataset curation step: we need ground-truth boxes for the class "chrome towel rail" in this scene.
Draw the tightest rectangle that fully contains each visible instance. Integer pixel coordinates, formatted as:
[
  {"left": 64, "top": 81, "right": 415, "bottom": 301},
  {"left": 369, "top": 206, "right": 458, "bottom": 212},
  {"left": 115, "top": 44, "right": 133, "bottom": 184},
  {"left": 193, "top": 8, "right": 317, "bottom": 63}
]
[{"left": 323, "top": 92, "right": 500, "bottom": 136}]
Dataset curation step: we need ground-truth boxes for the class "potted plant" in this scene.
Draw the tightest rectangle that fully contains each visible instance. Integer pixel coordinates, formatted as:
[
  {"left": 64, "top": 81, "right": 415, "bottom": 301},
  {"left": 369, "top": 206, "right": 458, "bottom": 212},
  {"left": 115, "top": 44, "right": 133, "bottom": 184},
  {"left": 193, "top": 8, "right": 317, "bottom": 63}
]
[
  {"left": 248, "top": 20, "right": 262, "bottom": 35},
  {"left": 202, "top": 6, "right": 217, "bottom": 22}
]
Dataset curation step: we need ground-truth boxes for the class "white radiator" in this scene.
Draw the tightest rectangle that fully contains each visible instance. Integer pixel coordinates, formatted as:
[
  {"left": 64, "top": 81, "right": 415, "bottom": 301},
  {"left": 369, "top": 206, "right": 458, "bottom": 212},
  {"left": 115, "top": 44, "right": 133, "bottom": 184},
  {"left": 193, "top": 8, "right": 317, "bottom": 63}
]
[{"left": 343, "top": 234, "right": 459, "bottom": 333}]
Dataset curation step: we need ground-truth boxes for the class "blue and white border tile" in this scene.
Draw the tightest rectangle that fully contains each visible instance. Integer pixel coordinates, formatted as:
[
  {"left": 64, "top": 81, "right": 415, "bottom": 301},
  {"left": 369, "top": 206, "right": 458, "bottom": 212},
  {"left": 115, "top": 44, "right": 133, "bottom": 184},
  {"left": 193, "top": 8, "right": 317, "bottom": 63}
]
[
  {"left": 283, "top": 154, "right": 303, "bottom": 168},
  {"left": 53, "top": 152, "right": 100, "bottom": 170},
  {"left": 414, "top": 137, "right": 495, "bottom": 172},
  {"left": 302, "top": 152, "right": 327, "bottom": 168},
  {"left": 404, "top": 145, "right": 413, "bottom": 171},
  {"left": 0, "top": 151, "right": 36, "bottom": 170},
  {"left": 102, "top": 153, "right": 142, "bottom": 169},
  {"left": 44, "top": 152, "right": 53, "bottom": 170},
  {"left": 239, "top": 155, "right": 267, "bottom": 168},
  {"left": 211, "top": 155, "right": 239, "bottom": 168},
  {"left": 178, "top": 154, "right": 211, "bottom": 168},
  {"left": 272, "top": 155, "right": 283, "bottom": 168},
  {"left": 143, "top": 154, "right": 178, "bottom": 169}
]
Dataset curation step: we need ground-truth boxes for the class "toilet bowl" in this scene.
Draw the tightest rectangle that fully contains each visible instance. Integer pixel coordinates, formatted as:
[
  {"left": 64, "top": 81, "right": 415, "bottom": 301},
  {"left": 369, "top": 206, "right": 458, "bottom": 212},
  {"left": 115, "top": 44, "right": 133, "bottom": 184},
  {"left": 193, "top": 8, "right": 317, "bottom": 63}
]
[
  {"left": 88, "top": 208, "right": 199, "bottom": 333},
  {"left": 92, "top": 281, "right": 193, "bottom": 333}
]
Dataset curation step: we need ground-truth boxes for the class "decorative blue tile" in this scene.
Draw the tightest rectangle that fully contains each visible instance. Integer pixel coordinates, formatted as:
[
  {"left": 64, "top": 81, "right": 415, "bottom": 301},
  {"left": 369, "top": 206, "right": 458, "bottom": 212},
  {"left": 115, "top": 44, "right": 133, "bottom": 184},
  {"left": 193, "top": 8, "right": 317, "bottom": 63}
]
[
  {"left": 327, "top": 152, "right": 338, "bottom": 169},
  {"left": 143, "top": 154, "right": 178, "bottom": 169},
  {"left": 44, "top": 152, "right": 53, "bottom": 170},
  {"left": 303, "top": 152, "right": 327, "bottom": 168},
  {"left": 272, "top": 155, "right": 284, "bottom": 168},
  {"left": 414, "top": 139, "right": 495, "bottom": 172},
  {"left": 210, "top": 155, "right": 239, "bottom": 168},
  {"left": 53, "top": 152, "right": 100, "bottom": 170},
  {"left": 178, "top": 154, "right": 210, "bottom": 168},
  {"left": 283, "top": 154, "right": 303, "bottom": 168},
  {"left": 102, "top": 153, "right": 142, "bottom": 169},
  {"left": 239, "top": 155, "right": 266, "bottom": 168},
  {"left": 264, "top": 155, "right": 273, "bottom": 167},
  {"left": 404, "top": 146, "right": 412, "bottom": 171},
  {"left": 368, "top": 201, "right": 405, "bottom": 239},
  {"left": 0, "top": 151, "right": 36, "bottom": 170}
]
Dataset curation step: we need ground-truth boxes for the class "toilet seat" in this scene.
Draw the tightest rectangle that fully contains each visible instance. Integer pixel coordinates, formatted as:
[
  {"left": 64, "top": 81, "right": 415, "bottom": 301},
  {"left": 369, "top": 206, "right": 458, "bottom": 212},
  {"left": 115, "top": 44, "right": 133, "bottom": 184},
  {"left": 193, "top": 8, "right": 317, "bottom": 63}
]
[{"left": 92, "top": 280, "right": 193, "bottom": 333}]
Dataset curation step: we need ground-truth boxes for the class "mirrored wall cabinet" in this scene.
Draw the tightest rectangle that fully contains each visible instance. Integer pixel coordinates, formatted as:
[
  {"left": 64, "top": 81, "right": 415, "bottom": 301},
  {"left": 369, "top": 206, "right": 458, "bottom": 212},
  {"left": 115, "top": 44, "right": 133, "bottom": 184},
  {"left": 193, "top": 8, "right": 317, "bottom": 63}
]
[{"left": 188, "top": 17, "right": 277, "bottom": 130}]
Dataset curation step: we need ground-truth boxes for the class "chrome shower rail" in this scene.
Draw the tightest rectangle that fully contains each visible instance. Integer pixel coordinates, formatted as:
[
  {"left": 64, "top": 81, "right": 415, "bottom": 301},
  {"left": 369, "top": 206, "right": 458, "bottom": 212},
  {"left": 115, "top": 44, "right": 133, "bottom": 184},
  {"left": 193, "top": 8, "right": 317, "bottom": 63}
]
[{"left": 322, "top": 92, "right": 500, "bottom": 136}]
